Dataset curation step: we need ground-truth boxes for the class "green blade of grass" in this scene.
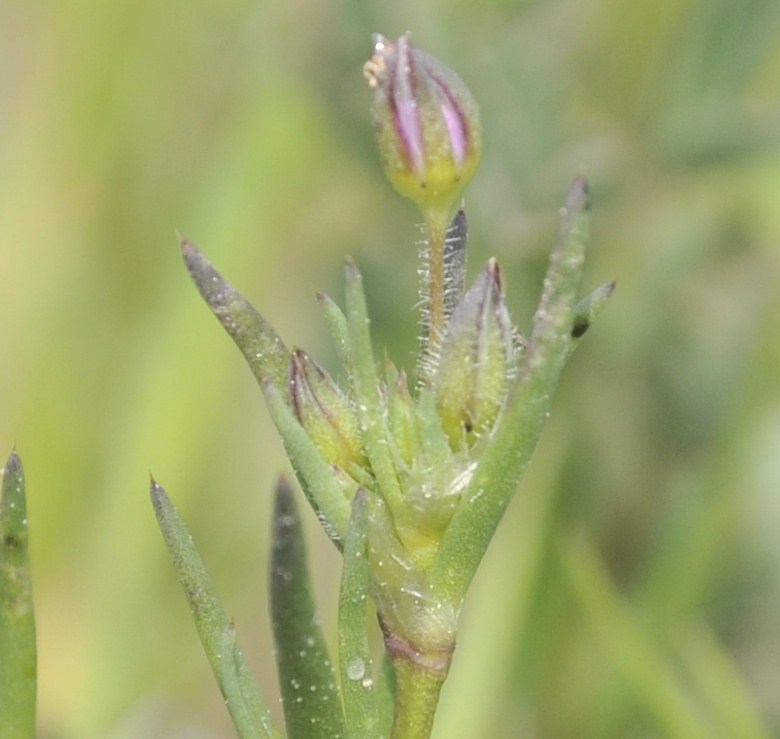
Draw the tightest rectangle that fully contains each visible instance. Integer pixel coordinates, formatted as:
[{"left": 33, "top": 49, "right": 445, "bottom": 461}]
[
  {"left": 270, "top": 477, "right": 347, "bottom": 739},
  {"left": 338, "top": 489, "right": 380, "bottom": 738},
  {"left": 671, "top": 623, "right": 773, "bottom": 739},
  {"left": 0, "top": 451, "right": 36, "bottom": 739},
  {"left": 150, "top": 479, "right": 277, "bottom": 738},
  {"left": 559, "top": 533, "right": 711, "bottom": 739}
]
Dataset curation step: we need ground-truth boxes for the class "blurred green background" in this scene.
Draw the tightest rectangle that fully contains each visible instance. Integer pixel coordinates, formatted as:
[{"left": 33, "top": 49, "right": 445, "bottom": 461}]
[{"left": 2, "top": 0, "right": 780, "bottom": 737}]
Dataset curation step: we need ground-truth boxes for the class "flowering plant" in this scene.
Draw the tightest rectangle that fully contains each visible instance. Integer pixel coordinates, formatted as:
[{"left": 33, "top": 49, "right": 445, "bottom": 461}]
[{"left": 152, "top": 33, "right": 610, "bottom": 739}]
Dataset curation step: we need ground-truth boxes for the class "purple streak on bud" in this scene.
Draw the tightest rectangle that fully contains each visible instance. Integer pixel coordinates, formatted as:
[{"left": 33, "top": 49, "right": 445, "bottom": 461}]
[
  {"left": 364, "top": 33, "right": 482, "bottom": 210},
  {"left": 391, "top": 34, "right": 425, "bottom": 175},
  {"left": 433, "top": 76, "right": 468, "bottom": 166}
]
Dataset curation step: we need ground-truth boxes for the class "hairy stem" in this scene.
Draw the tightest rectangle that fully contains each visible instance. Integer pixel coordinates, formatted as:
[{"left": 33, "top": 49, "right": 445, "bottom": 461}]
[{"left": 421, "top": 207, "right": 451, "bottom": 381}]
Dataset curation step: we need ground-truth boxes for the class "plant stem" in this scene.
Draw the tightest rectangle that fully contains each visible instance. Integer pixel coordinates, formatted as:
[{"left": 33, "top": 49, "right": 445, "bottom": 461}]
[
  {"left": 422, "top": 207, "right": 451, "bottom": 377},
  {"left": 382, "top": 621, "right": 454, "bottom": 739}
]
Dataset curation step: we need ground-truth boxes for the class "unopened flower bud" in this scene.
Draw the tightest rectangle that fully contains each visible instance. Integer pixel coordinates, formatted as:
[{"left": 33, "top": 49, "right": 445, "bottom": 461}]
[
  {"left": 364, "top": 33, "right": 482, "bottom": 213},
  {"left": 290, "top": 350, "right": 366, "bottom": 469},
  {"left": 434, "top": 260, "right": 515, "bottom": 448}
]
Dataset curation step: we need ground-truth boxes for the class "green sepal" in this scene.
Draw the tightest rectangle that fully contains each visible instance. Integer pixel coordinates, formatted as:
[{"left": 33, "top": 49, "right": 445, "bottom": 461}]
[
  {"left": 386, "top": 369, "right": 421, "bottom": 469},
  {"left": 270, "top": 478, "right": 347, "bottom": 739},
  {"left": 262, "top": 379, "right": 352, "bottom": 545},
  {"left": 431, "top": 177, "right": 591, "bottom": 604},
  {"left": 0, "top": 451, "right": 36, "bottom": 739},
  {"left": 182, "top": 240, "right": 290, "bottom": 395},
  {"left": 338, "top": 490, "right": 380, "bottom": 738},
  {"left": 150, "top": 479, "right": 277, "bottom": 739}
]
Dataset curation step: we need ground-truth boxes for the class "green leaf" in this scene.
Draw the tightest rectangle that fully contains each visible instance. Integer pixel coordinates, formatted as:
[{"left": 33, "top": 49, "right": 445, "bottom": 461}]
[
  {"left": 375, "top": 654, "right": 397, "bottom": 739},
  {"left": 0, "top": 451, "right": 36, "bottom": 739},
  {"left": 270, "top": 477, "right": 347, "bottom": 739},
  {"left": 430, "top": 177, "right": 591, "bottom": 603},
  {"left": 262, "top": 379, "right": 351, "bottom": 545},
  {"left": 318, "top": 291, "right": 352, "bottom": 373},
  {"left": 338, "top": 490, "right": 380, "bottom": 738},
  {"left": 344, "top": 261, "right": 403, "bottom": 510},
  {"left": 150, "top": 479, "right": 277, "bottom": 739},
  {"left": 182, "top": 240, "right": 290, "bottom": 394}
]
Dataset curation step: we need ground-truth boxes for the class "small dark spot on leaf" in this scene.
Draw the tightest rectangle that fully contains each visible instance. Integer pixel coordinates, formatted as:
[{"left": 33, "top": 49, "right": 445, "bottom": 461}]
[{"left": 571, "top": 319, "right": 590, "bottom": 338}]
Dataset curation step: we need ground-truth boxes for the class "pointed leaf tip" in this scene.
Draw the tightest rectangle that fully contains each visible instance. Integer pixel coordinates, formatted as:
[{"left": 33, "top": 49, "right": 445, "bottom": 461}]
[
  {"left": 274, "top": 475, "right": 294, "bottom": 511},
  {"left": 566, "top": 175, "right": 590, "bottom": 213},
  {"left": 182, "top": 241, "right": 291, "bottom": 393},
  {"left": 149, "top": 476, "right": 165, "bottom": 498},
  {"left": 344, "top": 258, "right": 361, "bottom": 281},
  {"left": 3, "top": 449, "right": 22, "bottom": 477}
]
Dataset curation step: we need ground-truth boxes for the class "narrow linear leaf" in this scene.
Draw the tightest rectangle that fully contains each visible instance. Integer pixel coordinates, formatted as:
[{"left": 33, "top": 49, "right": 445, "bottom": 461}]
[
  {"left": 528, "top": 177, "right": 590, "bottom": 349},
  {"left": 344, "top": 261, "right": 403, "bottom": 510},
  {"left": 431, "top": 178, "right": 591, "bottom": 602},
  {"left": 338, "top": 490, "right": 380, "bottom": 738},
  {"left": 262, "top": 379, "right": 351, "bottom": 545},
  {"left": 559, "top": 534, "right": 711, "bottom": 739},
  {"left": 182, "top": 240, "right": 290, "bottom": 394},
  {"left": 0, "top": 451, "right": 36, "bottom": 739},
  {"left": 270, "top": 478, "right": 347, "bottom": 739},
  {"left": 150, "top": 479, "right": 276, "bottom": 739}
]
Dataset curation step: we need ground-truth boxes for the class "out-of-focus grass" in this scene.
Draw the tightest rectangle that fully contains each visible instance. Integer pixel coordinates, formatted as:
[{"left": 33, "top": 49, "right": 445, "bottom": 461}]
[{"left": 1, "top": 1, "right": 779, "bottom": 737}]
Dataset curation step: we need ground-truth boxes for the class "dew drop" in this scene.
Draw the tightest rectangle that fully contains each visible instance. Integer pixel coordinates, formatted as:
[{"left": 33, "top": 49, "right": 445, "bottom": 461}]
[{"left": 347, "top": 658, "right": 366, "bottom": 681}]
